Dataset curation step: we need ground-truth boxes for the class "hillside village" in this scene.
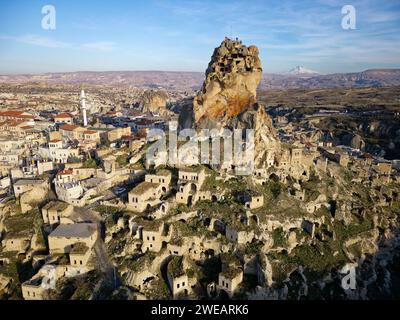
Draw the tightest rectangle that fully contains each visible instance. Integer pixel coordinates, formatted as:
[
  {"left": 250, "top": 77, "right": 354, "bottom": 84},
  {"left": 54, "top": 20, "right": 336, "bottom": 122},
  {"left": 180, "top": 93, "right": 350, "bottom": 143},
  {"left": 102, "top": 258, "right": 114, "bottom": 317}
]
[{"left": 0, "top": 39, "right": 399, "bottom": 300}]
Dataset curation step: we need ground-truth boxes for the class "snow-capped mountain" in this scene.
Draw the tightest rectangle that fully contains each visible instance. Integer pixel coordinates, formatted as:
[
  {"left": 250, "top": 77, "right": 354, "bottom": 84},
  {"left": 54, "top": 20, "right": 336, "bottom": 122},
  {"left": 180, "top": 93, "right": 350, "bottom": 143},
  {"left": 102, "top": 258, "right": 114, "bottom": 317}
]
[{"left": 287, "top": 66, "right": 319, "bottom": 75}]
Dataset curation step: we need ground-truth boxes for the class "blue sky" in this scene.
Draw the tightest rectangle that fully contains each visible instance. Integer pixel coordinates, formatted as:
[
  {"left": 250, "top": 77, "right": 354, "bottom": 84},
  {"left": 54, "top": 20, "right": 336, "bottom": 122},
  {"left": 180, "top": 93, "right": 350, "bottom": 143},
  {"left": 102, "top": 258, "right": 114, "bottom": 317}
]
[{"left": 0, "top": 0, "right": 399, "bottom": 74}]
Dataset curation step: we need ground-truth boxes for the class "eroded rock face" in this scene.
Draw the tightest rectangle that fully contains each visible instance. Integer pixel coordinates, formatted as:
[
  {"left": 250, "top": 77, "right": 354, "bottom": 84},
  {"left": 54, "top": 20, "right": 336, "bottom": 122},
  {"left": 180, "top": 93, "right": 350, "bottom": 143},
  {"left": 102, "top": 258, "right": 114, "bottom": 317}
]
[
  {"left": 140, "top": 90, "right": 170, "bottom": 115},
  {"left": 20, "top": 185, "right": 49, "bottom": 213},
  {"left": 225, "top": 103, "right": 281, "bottom": 166},
  {"left": 179, "top": 38, "right": 281, "bottom": 167},
  {"left": 193, "top": 38, "right": 263, "bottom": 126}
]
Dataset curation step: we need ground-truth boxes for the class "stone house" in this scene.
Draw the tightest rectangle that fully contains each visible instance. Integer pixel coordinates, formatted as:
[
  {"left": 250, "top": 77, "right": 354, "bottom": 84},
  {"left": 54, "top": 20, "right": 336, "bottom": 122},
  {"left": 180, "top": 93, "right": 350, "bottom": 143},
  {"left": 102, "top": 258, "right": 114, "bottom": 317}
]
[
  {"left": 236, "top": 190, "right": 264, "bottom": 209},
  {"left": 175, "top": 167, "right": 212, "bottom": 205},
  {"left": 56, "top": 169, "right": 74, "bottom": 183},
  {"left": 0, "top": 110, "right": 35, "bottom": 122},
  {"left": 167, "top": 256, "right": 191, "bottom": 298},
  {"left": 41, "top": 201, "right": 73, "bottom": 225},
  {"left": 252, "top": 168, "right": 268, "bottom": 185},
  {"left": 290, "top": 148, "right": 303, "bottom": 165},
  {"left": 277, "top": 150, "right": 291, "bottom": 169},
  {"left": 178, "top": 166, "right": 207, "bottom": 186},
  {"left": 37, "top": 161, "right": 54, "bottom": 175},
  {"left": 55, "top": 180, "right": 84, "bottom": 206},
  {"left": 48, "top": 139, "right": 63, "bottom": 149},
  {"left": 54, "top": 113, "right": 74, "bottom": 125},
  {"left": 195, "top": 190, "right": 219, "bottom": 202},
  {"left": 68, "top": 167, "right": 97, "bottom": 180},
  {"left": 175, "top": 182, "right": 198, "bottom": 206},
  {"left": 69, "top": 242, "right": 93, "bottom": 270},
  {"left": 2, "top": 235, "right": 31, "bottom": 253},
  {"left": 128, "top": 181, "right": 165, "bottom": 212},
  {"left": 48, "top": 223, "right": 98, "bottom": 254},
  {"left": 59, "top": 124, "right": 85, "bottom": 140},
  {"left": 107, "top": 126, "right": 131, "bottom": 142},
  {"left": 59, "top": 125, "right": 100, "bottom": 143},
  {"left": 22, "top": 250, "right": 95, "bottom": 300},
  {"left": 0, "top": 153, "right": 20, "bottom": 167},
  {"left": 139, "top": 220, "right": 170, "bottom": 252},
  {"left": 169, "top": 273, "right": 189, "bottom": 298},
  {"left": 48, "top": 144, "right": 79, "bottom": 164},
  {"left": 21, "top": 277, "right": 46, "bottom": 300},
  {"left": 218, "top": 268, "right": 243, "bottom": 298},
  {"left": 13, "top": 179, "right": 48, "bottom": 198},
  {"left": 150, "top": 201, "right": 170, "bottom": 219},
  {"left": 225, "top": 224, "right": 256, "bottom": 245},
  {"left": 83, "top": 130, "right": 100, "bottom": 142},
  {"left": 145, "top": 169, "right": 172, "bottom": 187}
]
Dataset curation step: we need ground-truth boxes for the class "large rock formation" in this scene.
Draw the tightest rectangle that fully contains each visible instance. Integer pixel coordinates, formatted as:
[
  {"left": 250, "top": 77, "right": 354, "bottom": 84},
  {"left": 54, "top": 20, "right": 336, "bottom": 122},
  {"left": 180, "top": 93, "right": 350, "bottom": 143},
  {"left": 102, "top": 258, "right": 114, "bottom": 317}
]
[
  {"left": 193, "top": 38, "right": 263, "bottom": 127},
  {"left": 20, "top": 185, "right": 50, "bottom": 213},
  {"left": 139, "top": 90, "right": 170, "bottom": 115},
  {"left": 180, "top": 38, "right": 280, "bottom": 167},
  {"left": 225, "top": 103, "right": 280, "bottom": 166}
]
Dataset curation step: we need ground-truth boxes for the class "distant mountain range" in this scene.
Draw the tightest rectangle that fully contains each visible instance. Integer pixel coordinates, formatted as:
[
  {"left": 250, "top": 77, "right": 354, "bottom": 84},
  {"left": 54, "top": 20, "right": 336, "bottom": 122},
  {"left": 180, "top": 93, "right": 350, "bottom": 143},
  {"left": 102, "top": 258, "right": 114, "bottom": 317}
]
[
  {"left": 0, "top": 69, "right": 399, "bottom": 91},
  {"left": 286, "top": 66, "right": 319, "bottom": 75},
  {"left": 263, "top": 69, "right": 400, "bottom": 90}
]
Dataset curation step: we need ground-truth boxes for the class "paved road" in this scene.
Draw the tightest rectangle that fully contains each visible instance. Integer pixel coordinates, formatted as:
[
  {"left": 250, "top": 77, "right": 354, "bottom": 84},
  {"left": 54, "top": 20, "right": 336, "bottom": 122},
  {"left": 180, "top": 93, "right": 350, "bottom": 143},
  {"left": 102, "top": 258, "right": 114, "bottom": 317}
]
[
  {"left": 93, "top": 239, "right": 113, "bottom": 274},
  {"left": 73, "top": 205, "right": 102, "bottom": 223}
]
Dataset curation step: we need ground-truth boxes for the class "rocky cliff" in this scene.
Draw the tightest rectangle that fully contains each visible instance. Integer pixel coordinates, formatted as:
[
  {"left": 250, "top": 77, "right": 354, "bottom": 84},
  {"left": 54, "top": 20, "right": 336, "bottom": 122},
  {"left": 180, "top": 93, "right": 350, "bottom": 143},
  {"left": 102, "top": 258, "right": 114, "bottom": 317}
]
[
  {"left": 183, "top": 38, "right": 280, "bottom": 166},
  {"left": 224, "top": 103, "right": 281, "bottom": 166},
  {"left": 192, "top": 38, "right": 263, "bottom": 127},
  {"left": 139, "top": 90, "right": 170, "bottom": 115}
]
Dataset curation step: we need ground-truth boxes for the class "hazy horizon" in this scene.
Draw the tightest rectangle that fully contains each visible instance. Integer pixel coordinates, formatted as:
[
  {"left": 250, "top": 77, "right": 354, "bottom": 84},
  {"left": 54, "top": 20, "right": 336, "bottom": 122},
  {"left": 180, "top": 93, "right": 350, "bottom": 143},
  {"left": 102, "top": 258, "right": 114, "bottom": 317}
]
[
  {"left": 1, "top": 0, "right": 400, "bottom": 74},
  {"left": 2, "top": 66, "right": 400, "bottom": 77}
]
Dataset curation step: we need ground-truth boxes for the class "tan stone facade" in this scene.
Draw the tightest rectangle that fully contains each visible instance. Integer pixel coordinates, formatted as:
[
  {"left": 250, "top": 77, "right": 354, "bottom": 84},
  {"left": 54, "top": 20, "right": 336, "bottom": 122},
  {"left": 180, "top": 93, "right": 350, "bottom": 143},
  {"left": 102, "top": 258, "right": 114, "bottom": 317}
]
[{"left": 48, "top": 223, "right": 98, "bottom": 254}]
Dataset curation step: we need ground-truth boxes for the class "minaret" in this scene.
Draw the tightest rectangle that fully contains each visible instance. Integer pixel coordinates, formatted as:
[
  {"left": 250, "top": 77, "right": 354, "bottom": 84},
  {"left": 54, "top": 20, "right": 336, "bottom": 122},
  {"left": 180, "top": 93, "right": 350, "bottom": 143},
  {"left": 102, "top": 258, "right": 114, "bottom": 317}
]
[{"left": 80, "top": 89, "right": 87, "bottom": 127}]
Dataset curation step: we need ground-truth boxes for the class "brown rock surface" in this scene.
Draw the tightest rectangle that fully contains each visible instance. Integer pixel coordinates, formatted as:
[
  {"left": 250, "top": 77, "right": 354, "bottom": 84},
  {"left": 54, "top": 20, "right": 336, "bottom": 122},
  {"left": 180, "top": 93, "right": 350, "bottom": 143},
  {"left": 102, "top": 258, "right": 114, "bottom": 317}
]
[
  {"left": 193, "top": 38, "right": 262, "bottom": 126},
  {"left": 140, "top": 90, "right": 170, "bottom": 115},
  {"left": 188, "top": 38, "right": 280, "bottom": 167}
]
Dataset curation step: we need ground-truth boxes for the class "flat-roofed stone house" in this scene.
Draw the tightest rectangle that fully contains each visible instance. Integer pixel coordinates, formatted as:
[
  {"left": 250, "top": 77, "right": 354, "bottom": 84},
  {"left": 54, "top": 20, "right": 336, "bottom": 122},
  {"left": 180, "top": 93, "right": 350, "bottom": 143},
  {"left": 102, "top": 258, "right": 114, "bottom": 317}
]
[
  {"left": 178, "top": 166, "right": 207, "bottom": 186},
  {"left": 145, "top": 169, "right": 172, "bottom": 188},
  {"left": 218, "top": 268, "right": 243, "bottom": 298},
  {"left": 48, "top": 223, "right": 98, "bottom": 254},
  {"left": 13, "top": 178, "right": 48, "bottom": 198},
  {"left": 69, "top": 242, "right": 94, "bottom": 271},
  {"left": 138, "top": 219, "right": 171, "bottom": 252},
  {"left": 167, "top": 256, "right": 190, "bottom": 298},
  {"left": 217, "top": 253, "right": 243, "bottom": 298},
  {"left": 128, "top": 181, "right": 166, "bottom": 212},
  {"left": 21, "top": 277, "right": 46, "bottom": 300},
  {"left": 175, "top": 167, "right": 209, "bottom": 206}
]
